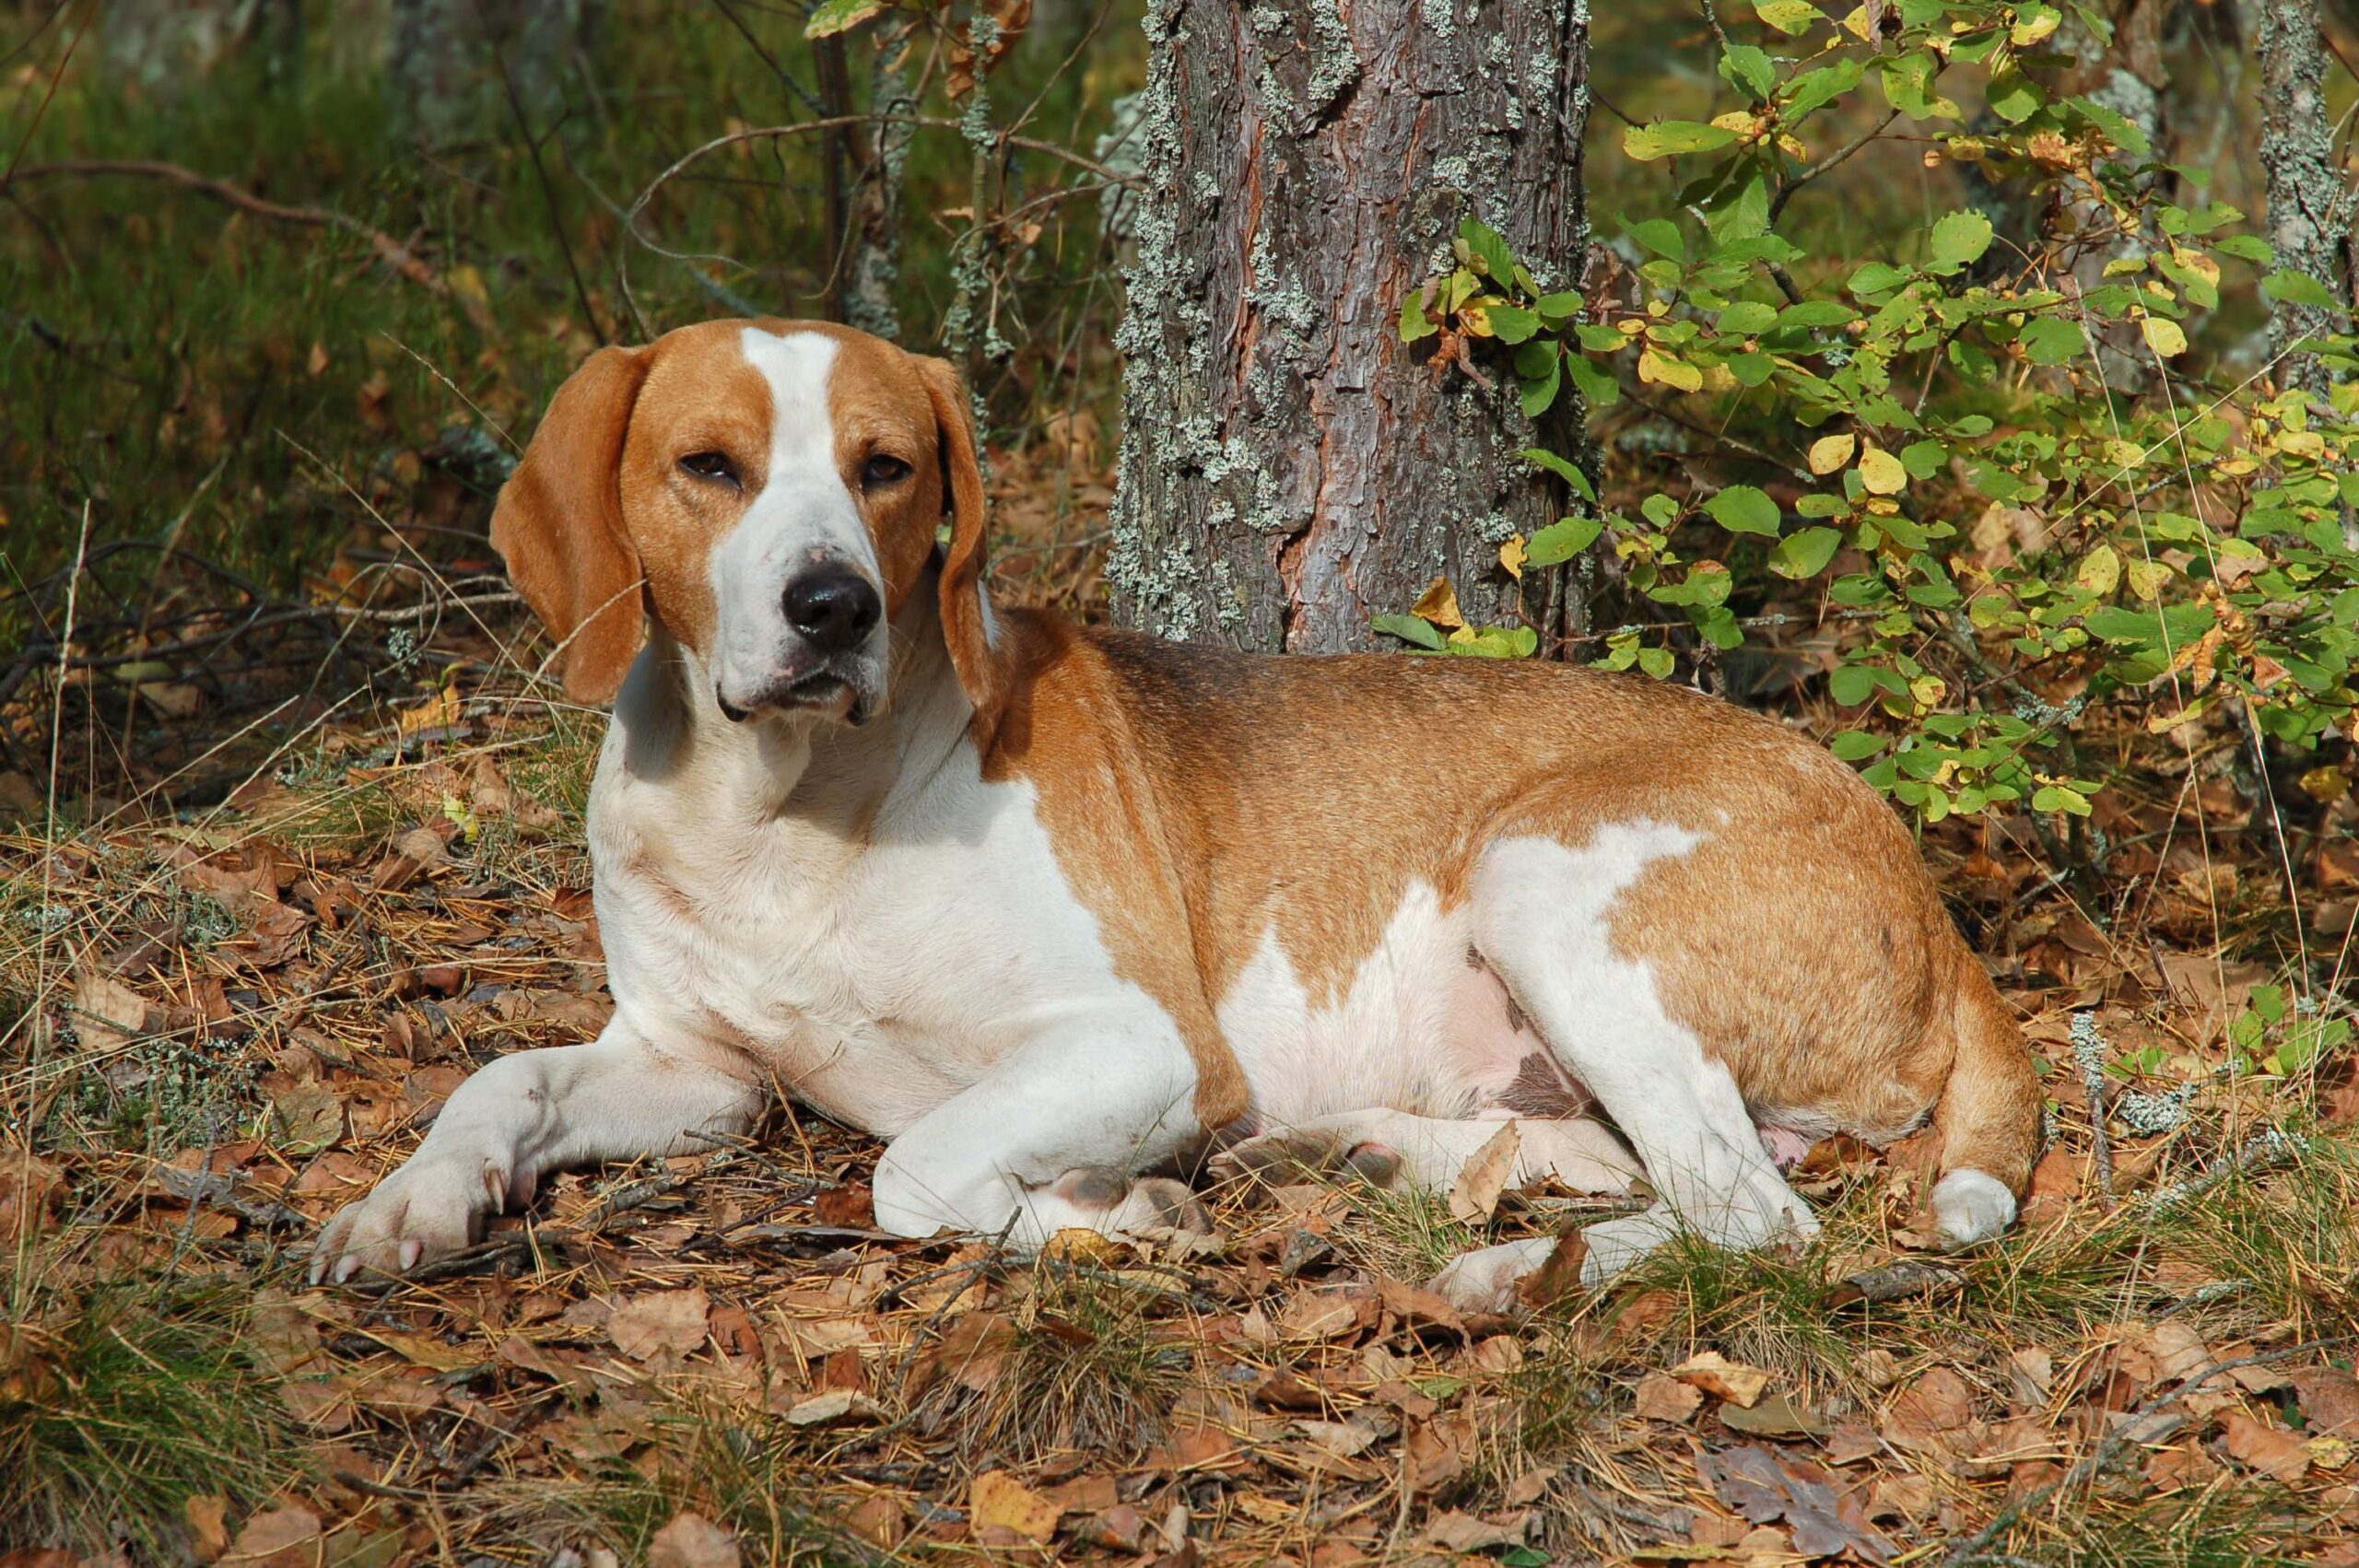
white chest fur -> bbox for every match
[585,646,1191,1140]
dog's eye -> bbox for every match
[862,454,913,488]
[678,451,740,485]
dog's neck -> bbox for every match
[614,563,981,827]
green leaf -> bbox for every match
[2032,784,2092,816]
[1486,303,1542,344]
[1718,300,1779,333]
[1719,44,1776,102]
[1900,439,1948,479]
[1521,446,1599,503]
[1459,217,1516,283]
[1399,291,1437,344]
[1848,261,1909,296]
[1637,645,1676,679]
[1775,300,1856,331]
[806,0,887,36]
[1535,289,1585,326]
[1449,625,1540,659]
[1783,58,1861,120]
[1770,526,1842,579]
[2020,317,2084,365]
[1624,121,1738,161]
[1985,68,2044,123]
[1828,665,1879,706]
[1624,216,1687,263]
[1705,485,1782,536]
[1928,210,1994,274]
[2069,92,2150,157]
[2263,269,2341,310]
[1519,351,1562,417]
[1565,352,1621,410]
[2214,235,2275,265]
[1828,731,1885,760]
[1754,0,1820,34]
[1371,613,1445,650]
[1525,515,1604,565]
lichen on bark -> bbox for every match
[1110,0,1592,654]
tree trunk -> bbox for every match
[389,0,588,147]
[1108,0,1591,654]
[2257,0,2350,402]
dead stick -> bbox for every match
[2,159,489,327]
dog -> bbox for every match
[313,319,2040,1307]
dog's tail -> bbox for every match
[1925,945,2042,1247]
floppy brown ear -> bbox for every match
[914,355,1005,747]
[490,345,651,705]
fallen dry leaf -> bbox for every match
[2220,1409,2310,1480]
[607,1288,711,1361]
[222,1505,323,1566]
[1448,1119,1520,1223]
[1674,1350,1771,1409]
[1634,1371,1705,1422]
[1883,1365,1978,1453]
[971,1469,1063,1544]
[650,1509,741,1568]
[1418,1510,1530,1551]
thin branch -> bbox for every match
[1,159,490,327]
[1769,107,1903,226]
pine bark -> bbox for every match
[1109,0,1592,654]
[2257,0,2351,401]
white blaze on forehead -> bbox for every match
[741,328,839,487]
[708,328,882,695]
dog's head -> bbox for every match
[489,320,998,733]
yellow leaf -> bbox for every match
[2106,439,2147,470]
[2075,544,2121,596]
[1498,535,1527,580]
[2010,9,2059,44]
[1459,303,1495,338]
[970,1472,1062,1544]
[1807,432,1856,475]
[1672,1351,1771,1409]
[2125,557,2169,601]
[397,684,462,736]
[1858,446,1907,495]
[1908,673,1947,708]
[2141,317,2188,357]
[445,264,490,312]
[1637,347,1704,392]
[1412,575,1466,630]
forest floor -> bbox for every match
[6,437,2359,1568]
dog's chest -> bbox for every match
[585,753,1165,1133]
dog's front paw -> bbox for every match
[310,1153,509,1284]
[1044,1166,1215,1237]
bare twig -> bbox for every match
[1,160,491,326]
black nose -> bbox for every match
[781,568,881,654]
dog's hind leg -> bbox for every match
[1466,826,1818,1293]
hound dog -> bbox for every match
[314,320,2040,1307]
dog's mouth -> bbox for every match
[717,666,866,726]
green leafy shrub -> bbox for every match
[1392,0,2358,840]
